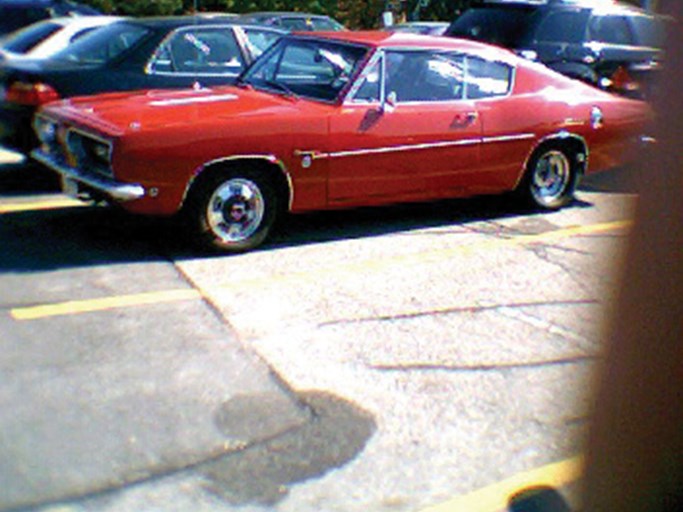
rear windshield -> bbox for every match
[52,21,150,64]
[0,7,50,35]
[448,6,536,47]
[3,20,61,53]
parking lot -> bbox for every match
[0,153,639,512]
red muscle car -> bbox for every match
[32,31,652,252]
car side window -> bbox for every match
[588,15,634,45]
[535,11,588,44]
[463,56,512,99]
[351,51,510,104]
[69,27,98,44]
[149,27,245,75]
[385,51,465,102]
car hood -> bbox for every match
[40,85,307,136]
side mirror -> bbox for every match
[381,91,397,113]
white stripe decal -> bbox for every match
[150,93,238,107]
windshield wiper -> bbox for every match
[234,75,252,90]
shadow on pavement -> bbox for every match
[0,161,61,195]
[0,192,594,273]
[201,390,377,506]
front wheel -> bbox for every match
[188,170,278,253]
[519,146,578,210]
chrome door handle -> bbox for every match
[451,112,478,128]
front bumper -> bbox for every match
[31,147,145,202]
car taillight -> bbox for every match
[6,81,59,106]
[610,67,639,94]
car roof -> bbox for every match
[121,15,278,31]
[291,30,519,59]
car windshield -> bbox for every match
[51,21,150,64]
[2,20,61,53]
[241,37,368,102]
[448,6,536,47]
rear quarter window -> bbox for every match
[465,57,512,99]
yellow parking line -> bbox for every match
[0,197,83,214]
[9,219,632,321]
[11,289,202,321]
[419,455,584,512]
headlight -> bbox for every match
[65,130,113,176]
[82,137,112,167]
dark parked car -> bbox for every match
[0,16,284,154]
[238,12,346,32]
[0,0,100,37]
[446,0,669,98]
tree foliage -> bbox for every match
[72,0,652,29]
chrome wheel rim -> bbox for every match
[206,178,265,243]
[531,150,571,206]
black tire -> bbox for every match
[186,168,278,253]
[517,145,579,210]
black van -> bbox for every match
[446,0,669,98]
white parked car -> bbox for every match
[0,16,123,62]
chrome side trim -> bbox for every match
[309,132,535,160]
[317,138,481,160]
[184,154,295,210]
[482,133,535,144]
[31,148,145,202]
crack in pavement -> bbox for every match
[318,299,599,328]
[526,243,601,299]
[367,353,601,373]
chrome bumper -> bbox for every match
[31,148,145,202]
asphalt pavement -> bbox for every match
[0,149,638,512]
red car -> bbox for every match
[32,31,652,252]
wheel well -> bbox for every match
[182,158,291,214]
[530,136,588,175]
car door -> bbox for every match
[327,49,482,206]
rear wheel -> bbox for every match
[188,169,278,252]
[519,146,578,210]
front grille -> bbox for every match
[34,114,113,179]
[65,130,113,178]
